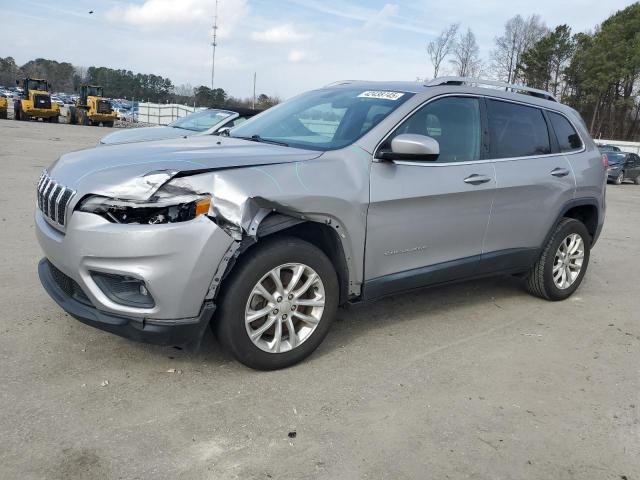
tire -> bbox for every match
[215,237,339,370]
[67,106,77,125]
[49,115,59,123]
[13,109,20,121]
[104,121,114,128]
[525,218,591,301]
[634,175,640,185]
[614,171,624,185]
[0,110,6,120]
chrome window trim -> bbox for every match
[373,93,586,167]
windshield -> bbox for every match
[169,109,234,132]
[230,88,414,151]
[87,86,103,97]
[27,80,48,92]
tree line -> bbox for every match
[0,57,279,110]
[427,3,640,140]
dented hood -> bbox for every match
[49,135,322,199]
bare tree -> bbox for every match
[427,23,460,79]
[491,14,547,83]
[450,28,483,77]
[174,83,194,97]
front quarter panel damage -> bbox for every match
[164,147,371,299]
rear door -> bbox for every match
[624,153,640,181]
[365,96,495,296]
[482,100,577,267]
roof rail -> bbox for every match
[323,80,359,87]
[425,76,558,102]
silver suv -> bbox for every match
[36,77,606,370]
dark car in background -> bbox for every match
[606,152,640,185]
[597,144,621,153]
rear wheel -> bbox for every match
[525,218,590,301]
[215,237,339,370]
[614,171,624,185]
[67,106,77,125]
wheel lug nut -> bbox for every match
[288,294,293,300]
[282,314,287,320]
[277,296,283,302]
[273,309,279,314]
[291,305,296,311]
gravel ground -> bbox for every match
[1,120,639,480]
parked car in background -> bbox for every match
[98,107,261,145]
[597,144,621,153]
[36,77,605,369]
[51,96,65,107]
[606,152,640,185]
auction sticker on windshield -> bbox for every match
[357,91,405,101]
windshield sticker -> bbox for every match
[357,91,405,101]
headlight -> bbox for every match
[77,194,211,224]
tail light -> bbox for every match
[602,154,609,168]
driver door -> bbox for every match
[364,96,495,298]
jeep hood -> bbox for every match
[49,135,322,200]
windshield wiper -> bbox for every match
[233,134,289,147]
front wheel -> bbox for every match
[215,237,339,370]
[525,218,591,301]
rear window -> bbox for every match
[487,100,551,159]
[549,112,582,152]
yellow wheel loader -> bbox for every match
[0,94,7,120]
[67,85,117,127]
[13,78,60,122]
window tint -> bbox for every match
[391,97,481,162]
[549,112,582,152]
[487,100,550,158]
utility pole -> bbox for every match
[211,0,219,90]
[252,72,256,109]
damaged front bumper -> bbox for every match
[39,259,215,346]
[36,208,235,345]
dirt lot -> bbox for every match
[1,120,639,480]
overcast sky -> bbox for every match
[1,0,634,99]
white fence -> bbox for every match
[134,103,205,125]
[596,139,640,154]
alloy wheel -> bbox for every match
[552,233,585,289]
[245,263,325,353]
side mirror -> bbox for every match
[376,133,440,161]
[215,127,231,136]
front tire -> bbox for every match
[525,218,591,301]
[215,237,339,370]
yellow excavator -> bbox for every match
[14,78,60,122]
[68,85,117,127]
[0,93,7,120]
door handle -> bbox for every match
[550,167,570,177]
[463,174,491,185]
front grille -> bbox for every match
[34,94,51,109]
[37,171,76,227]
[97,100,112,114]
[48,260,92,306]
